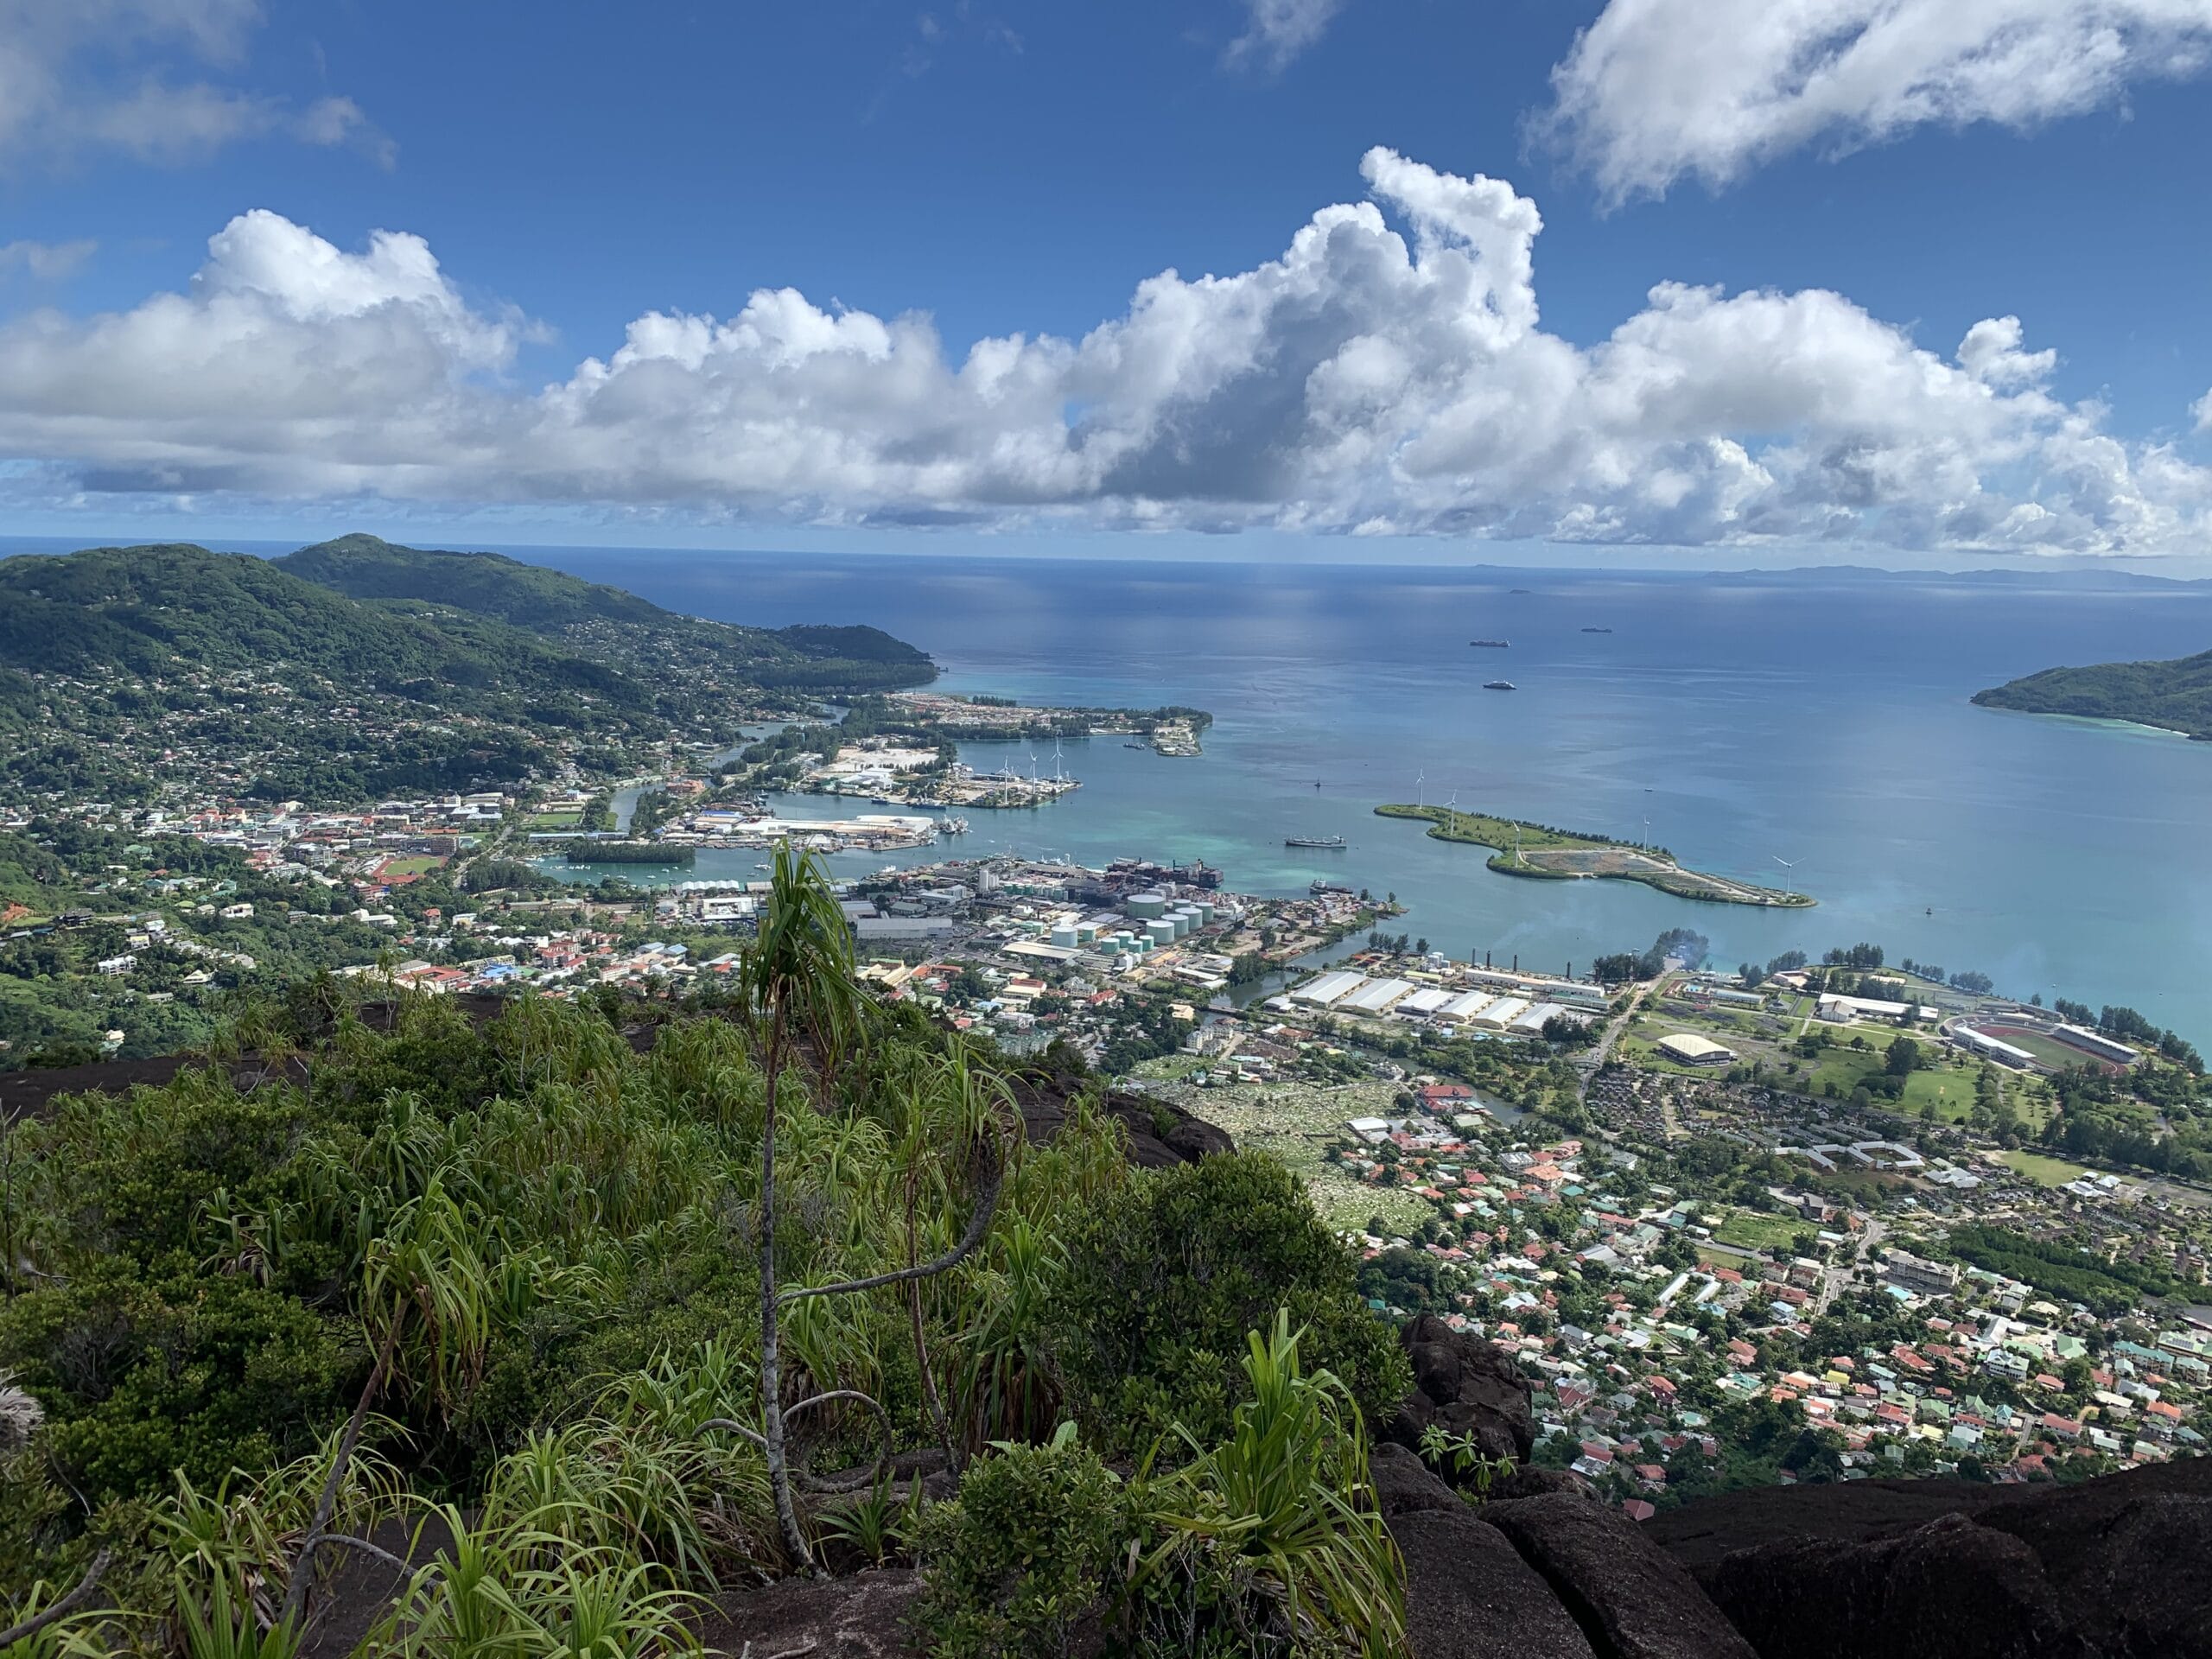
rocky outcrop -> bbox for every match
[1974,1462,2212,1659]
[699,1567,924,1658]
[1007,1048,1232,1167]
[1480,1492,1760,1659]
[1655,1457,2212,1659]
[1385,1313,1537,1470]
[1395,1502,1602,1659]
[1700,1512,2083,1659]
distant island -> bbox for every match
[1973,647,2212,739]
[1375,803,1815,907]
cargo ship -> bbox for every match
[1469,639,1509,648]
[1581,626,1613,633]
[1285,834,1347,849]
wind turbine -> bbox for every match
[1051,734,1065,784]
[1415,768,1427,809]
[1771,854,1797,869]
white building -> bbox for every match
[1440,990,1497,1023]
[1294,970,1368,1007]
[1657,1033,1735,1066]
[1342,977,1414,1014]
[2054,1024,2141,1065]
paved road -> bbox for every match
[1577,980,1653,1093]
[1813,1216,1885,1315]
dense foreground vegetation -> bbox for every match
[0,850,1410,1656]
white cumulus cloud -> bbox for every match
[1541,0,2212,203]
[1,151,2209,556]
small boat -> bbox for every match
[1123,741,1148,749]
[1508,588,1532,594]
[1484,680,1516,691]
[1286,834,1347,849]
[1469,639,1509,648]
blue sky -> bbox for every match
[5,0,2212,569]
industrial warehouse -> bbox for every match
[1280,962,1600,1039]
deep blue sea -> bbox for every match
[9,536,2209,1042]
[522,548,2212,1045]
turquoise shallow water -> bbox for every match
[498,550,2212,1045]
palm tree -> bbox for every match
[739,842,862,1567]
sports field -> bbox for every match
[1997,1148,2087,1187]
[1964,1023,2125,1073]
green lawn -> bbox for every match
[1801,1046,1988,1122]
[526,811,584,830]
[379,855,447,877]
[1713,1211,1810,1252]
[1997,1148,2087,1187]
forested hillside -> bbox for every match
[280,534,936,692]
[1974,648,2212,738]
[0,541,934,803]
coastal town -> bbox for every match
[1121,943,2209,1509]
[5,758,2209,1516]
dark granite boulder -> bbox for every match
[1387,1313,1538,1469]
[1978,1465,2212,1659]
[1373,1440,1463,1517]
[1391,1503,1600,1659]
[1700,1511,2083,1659]
[1647,1475,1998,1574]
[1482,1491,1759,1659]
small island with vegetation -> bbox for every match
[1375,803,1815,907]
[1973,646,2212,739]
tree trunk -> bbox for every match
[907,1171,958,1472]
[759,1005,813,1569]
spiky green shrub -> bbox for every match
[911,1426,1131,1659]
[1046,1154,1410,1455]
[1131,1313,1407,1658]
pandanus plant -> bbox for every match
[735,842,1016,1571]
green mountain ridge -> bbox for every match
[0,537,936,804]
[277,533,934,691]
[1972,648,2212,740]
